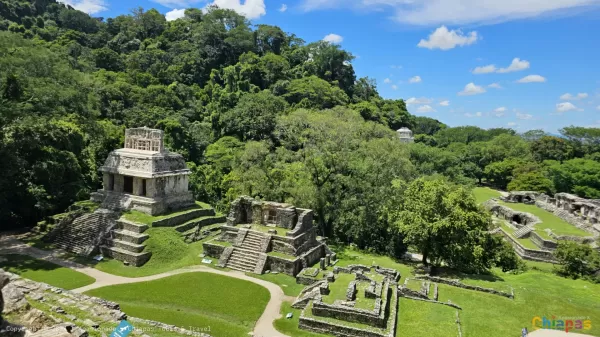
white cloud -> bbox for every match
[488,83,503,89]
[392,85,398,90]
[166,8,186,21]
[560,92,589,100]
[464,112,483,118]
[323,33,343,44]
[209,0,266,19]
[409,76,422,83]
[406,97,433,105]
[556,102,581,113]
[58,0,107,13]
[417,26,478,50]
[417,105,436,113]
[301,0,600,26]
[497,58,530,73]
[458,82,486,96]
[152,0,198,7]
[597,105,600,111]
[507,122,518,127]
[384,78,391,84]
[494,107,507,113]
[279,3,288,11]
[439,100,450,106]
[517,75,546,83]
[472,65,496,74]
[516,112,533,120]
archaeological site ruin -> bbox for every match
[485,191,600,262]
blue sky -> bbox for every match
[62,0,600,133]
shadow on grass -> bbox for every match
[432,266,505,283]
[1,254,63,273]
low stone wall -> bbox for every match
[499,228,557,263]
[152,208,215,227]
[413,275,514,299]
[202,242,226,258]
[483,200,541,227]
[267,255,303,276]
[529,231,557,250]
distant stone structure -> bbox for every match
[292,264,400,337]
[203,196,332,276]
[91,127,195,215]
[397,127,414,143]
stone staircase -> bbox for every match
[225,247,261,272]
[100,219,152,266]
[100,194,131,211]
[513,226,534,238]
[50,209,119,256]
[224,231,266,272]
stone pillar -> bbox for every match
[102,172,111,191]
[320,258,326,270]
[325,254,331,266]
[114,174,124,193]
[146,178,156,197]
[133,177,144,196]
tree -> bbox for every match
[394,177,496,273]
[484,158,524,190]
[560,126,600,157]
[530,136,573,162]
[282,76,349,109]
[413,116,446,136]
[507,171,555,194]
[554,241,600,280]
[220,91,288,141]
[547,159,600,198]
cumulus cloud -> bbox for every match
[384,78,391,84]
[493,107,506,116]
[279,3,288,11]
[497,58,530,73]
[409,76,422,83]
[439,100,450,106]
[210,0,266,19]
[417,26,478,50]
[516,112,533,120]
[417,105,436,113]
[472,65,496,74]
[488,83,503,89]
[560,93,589,100]
[556,102,581,113]
[517,75,547,83]
[464,112,483,118]
[58,0,107,14]
[473,58,529,74]
[300,0,600,26]
[458,82,486,96]
[406,97,433,105]
[392,85,398,90]
[323,33,343,44]
[166,8,186,21]
[507,122,518,127]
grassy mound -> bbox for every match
[473,187,502,204]
[0,254,95,290]
[85,273,270,337]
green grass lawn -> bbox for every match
[248,272,307,297]
[85,273,270,337]
[498,201,590,237]
[267,251,296,260]
[76,228,218,277]
[0,254,95,290]
[473,187,502,204]
[274,246,600,337]
[122,201,210,226]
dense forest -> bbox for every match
[2,0,600,272]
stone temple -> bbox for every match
[397,127,414,143]
[91,127,195,215]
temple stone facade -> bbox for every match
[203,196,332,276]
[91,127,195,215]
[397,127,414,143]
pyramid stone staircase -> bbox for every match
[224,230,268,273]
[513,226,534,239]
[100,219,152,266]
[50,209,119,256]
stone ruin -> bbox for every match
[396,127,414,143]
[291,264,400,337]
[91,127,195,216]
[486,191,600,263]
[45,127,201,267]
[202,196,333,276]
[0,269,210,337]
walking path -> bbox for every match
[0,236,291,337]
